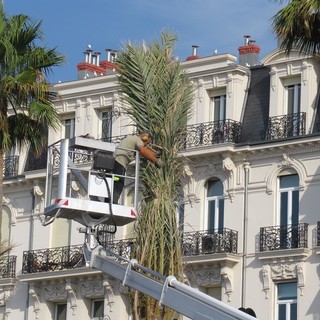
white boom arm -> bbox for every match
[83,234,257,320]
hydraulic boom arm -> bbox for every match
[83,232,257,320]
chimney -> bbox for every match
[238,35,260,67]
[186,45,200,61]
[77,46,106,79]
[106,48,112,61]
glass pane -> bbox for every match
[93,300,104,317]
[218,199,224,232]
[207,180,223,197]
[278,283,297,300]
[208,200,215,232]
[213,96,226,121]
[290,303,297,320]
[287,85,294,115]
[280,175,299,189]
[280,192,288,226]
[56,304,67,320]
[292,190,299,225]
[278,304,286,319]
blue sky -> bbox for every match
[5,0,285,83]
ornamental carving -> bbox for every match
[44,285,67,301]
[80,280,104,297]
[195,268,221,286]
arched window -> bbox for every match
[206,179,224,233]
[278,172,299,249]
[278,173,299,227]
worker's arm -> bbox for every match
[139,146,162,168]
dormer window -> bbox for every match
[211,95,226,122]
[286,84,301,115]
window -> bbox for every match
[278,174,299,249]
[286,84,301,115]
[55,303,67,320]
[64,118,75,139]
[206,179,224,233]
[200,286,221,300]
[286,84,301,136]
[276,282,297,320]
[100,110,113,142]
[211,95,226,122]
[92,300,104,320]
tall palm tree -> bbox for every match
[272,0,320,54]
[117,32,194,320]
[0,10,64,240]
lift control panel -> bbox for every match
[42,136,140,227]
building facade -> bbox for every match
[1,37,320,320]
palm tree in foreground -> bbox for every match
[0,10,64,229]
[272,0,320,54]
[117,32,194,320]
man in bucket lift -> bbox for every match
[113,132,162,204]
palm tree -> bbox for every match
[0,10,64,228]
[0,240,14,257]
[272,0,320,54]
[117,32,194,320]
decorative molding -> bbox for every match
[29,284,40,319]
[221,267,232,302]
[66,281,77,315]
[269,260,305,296]
[197,79,204,102]
[183,193,200,207]
[194,268,221,286]
[262,265,270,299]
[33,186,43,196]
[103,279,115,314]
[270,67,277,91]
[265,154,307,194]
[44,284,67,301]
[80,280,104,297]
[222,157,235,175]
[301,60,309,86]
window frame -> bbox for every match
[210,95,226,122]
[275,282,297,320]
[55,303,67,320]
[64,117,75,139]
[91,299,104,320]
[99,109,113,142]
[205,179,224,233]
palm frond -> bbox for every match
[118,31,194,319]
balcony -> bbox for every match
[3,155,19,178]
[266,112,306,140]
[0,255,16,278]
[21,236,136,274]
[182,120,241,149]
[260,223,308,252]
[317,221,320,247]
[182,229,238,256]
[22,245,84,274]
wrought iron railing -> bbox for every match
[182,229,238,256]
[0,255,16,278]
[260,223,308,252]
[182,120,242,148]
[3,155,19,177]
[266,112,306,140]
[317,221,320,246]
[22,244,84,274]
[51,135,128,167]
[104,238,136,260]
